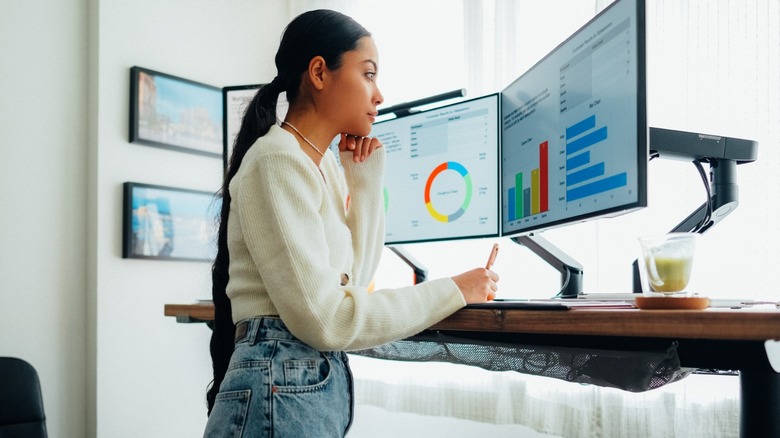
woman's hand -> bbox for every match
[339,133,383,163]
[451,268,500,304]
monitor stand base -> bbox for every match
[388,245,428,284]
[511,234,584,299]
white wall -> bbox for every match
[1,1,89,437]
[92,1,286,437]
[2,0,285,437]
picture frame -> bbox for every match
[130,66,223,157]
[122,182,221,262]
[222,84,290,171]
[223,84,262,171]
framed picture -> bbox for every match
[222,84,290,171]
[223,84,262,171]
[130,66,223,157]
[122,182,221,262]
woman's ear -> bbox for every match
[308,56,327,91]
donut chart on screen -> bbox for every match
[424,161,473,222]
[370,93,499,244]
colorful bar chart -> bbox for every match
[565,115,626,201]
[507,141,548,221]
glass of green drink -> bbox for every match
[638,233,697,296]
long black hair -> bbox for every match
[207,9,371,415]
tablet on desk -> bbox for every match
[465,299,571,310]
[465,298,637,310]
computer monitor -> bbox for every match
[372,93,501,244]
[500,0,647,237]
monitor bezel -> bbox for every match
[499,0,648,238]
[377,92,502,246]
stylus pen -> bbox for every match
[485,243,499,270]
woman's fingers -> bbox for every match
[340,134,383,162]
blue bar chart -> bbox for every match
[565,115,627,202]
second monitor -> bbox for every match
[501,0,648,238]
[371,94,501,245]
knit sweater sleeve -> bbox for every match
[233,147,465,351]
[338,149,385,287]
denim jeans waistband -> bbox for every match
[234,317,294,344]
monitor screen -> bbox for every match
[372,94,501,245]
[500,0,647,237]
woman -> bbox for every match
[205,9,499,437]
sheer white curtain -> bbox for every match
[638,0,780,302]
[282,2,779,437]
[288,0,468,104]
[463,0,597,96]
[587,0,780,299]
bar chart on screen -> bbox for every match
[501,7,639,232]
[564,115,627,203]
[507,140,549,221]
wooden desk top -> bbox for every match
[431,307,780,341]
[165,302,215,322]
[164,302,780,342]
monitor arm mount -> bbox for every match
[513,127,757,298]
[511,234,584,298]
[388,246,428,284]
[381,89,466,285]
[630,127,758,292]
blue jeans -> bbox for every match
[203,317,354,437]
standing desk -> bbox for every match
[164,303,780,437]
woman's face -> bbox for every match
[322,36,384,137]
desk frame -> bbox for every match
[165,304,780,437]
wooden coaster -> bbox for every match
[634,296,710,310]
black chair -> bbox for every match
[0,357,48,438]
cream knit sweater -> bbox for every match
[227,125,466,351]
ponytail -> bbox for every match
[206,80,282,414]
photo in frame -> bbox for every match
[122,182,221,262]
[130,66,223,157]
[222,84,289,171]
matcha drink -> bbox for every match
[648,256,692,293]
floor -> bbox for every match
[348,404,561,438]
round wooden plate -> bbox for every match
[634,296,710,310]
